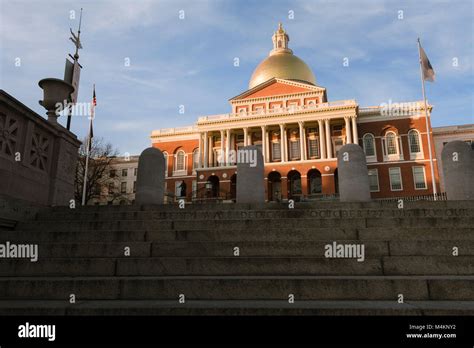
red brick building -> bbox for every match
[151,24,440,202]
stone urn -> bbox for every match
[38,78,75,123]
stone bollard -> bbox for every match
[135,147,165,205]
[441,141,474,200]
[236,145,265,204]
[337,143,371,202]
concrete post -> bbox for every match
[135,147,165,205]
[337,143,371,202]
[441,140,474,200]
[236,145,265,203]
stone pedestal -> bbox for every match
[337,144,371,202]
[441,141,474,200]
[136,147,165,205]
[236,145,264,203]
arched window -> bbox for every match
[192,148,200,171]
[385,131,398,155]
[408,129,421,154]
[363,133,376,157]
[175,150,185,172]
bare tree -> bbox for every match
[74,137,125,205]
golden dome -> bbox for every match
[249,24,316,89]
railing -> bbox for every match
[197,100,357,123]
[375,192,447,203]
[191,187,233,204]
[151,126,198,136]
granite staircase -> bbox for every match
[0,201,473,315]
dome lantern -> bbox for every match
[248,24,316,89]
[271,23,292,55]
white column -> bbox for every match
[298,121,305,161]
[352,116,359,145]
[279,124,285,162]
[318,119,326,159]
[325,119,332,159]
[243,127,248,146]
[261,125,267,163]
[220,130,225,167]
[198,132,203,168]
[344,117,352,144]
[265,128,270,161]
[203,131,209,168]
[208,134,213,167]
[225,129,231,166]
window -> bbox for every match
[174,150,185,172]
[134,168,137,176]
[408,129,422,159]
[308,138,319,158]
[109,169,116,178]
[238,107,246,115]
[389,167,403,191]
[122,169,127,177]
[368,169,379,192]
[333,138,344,157]
[332,125,343,136]
[408,130,421,153]
[386,132,398,155]
[412,166,427,189]
[289,139,300,160]
[133,181,136,193]
[272,141,281,161]
[363,134,376,157]
[121,182,127,193]
[193,149,200,171]
[108,182,115,194]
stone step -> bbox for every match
[3,227,473,243]
[17,216,474,232]
[1,256,472,277]
[44,200,474,214]
[1,299,474,315]
[0,257,382,276]
[383,256,474,275]
[0,258,117,276]
[33,242,152,258]
[0,240,470,259]
[0,230,149,242]
[0,276,472,301]
[359,227,474,240]
[151,240,474,257]
[34,207,474,222]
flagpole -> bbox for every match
[81,84,94,206]
[417,38,438,200]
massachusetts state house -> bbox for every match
[151,24,439,202]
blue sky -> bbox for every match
[1,0,473,155]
